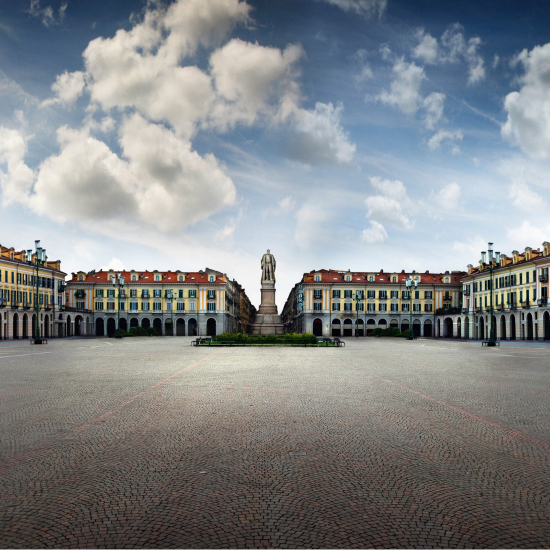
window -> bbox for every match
[76,301,84,309]
[315,275,320,281]
[189,301,196,311]
[177,302,185,311]
[179,276,183,281]
[367,290,375,299]
[346,275,351,281]
[132,275,137,281]
[313,290,322,299]
[344,302,352,311]
[332,290,341,298]
[332,303,340,311]
[130,289,137,298]
[153,289,161,298]
[392,276,396,282]
[107,302,115,310]
[533,270,537,282]
[207,290,216,299]
[155,275,160,281]
[142,290,150,298]
[314,302,322,311]
[369,276,374,282]
[142,302,150,311]
[367,303,375,312]
[207,302,216,311]
[344,290,352,299]
[402,291,409,300]
[402,303,409,312]
[520,273,523,285]
[96,289,104,297]
[379,290,387,299]
[209,276,214,282]
[390,303,398,312]
[107,289,115,298]
[189,290,197,298]
[153,302,162,311]
[526,272,530,284]
[390,290,398,299]
[379,303,387,312]
[120,302,125,311]
[424,291,432,299]
[413,303,421,312]
[178,289,184,298]
[95,301,104,310]
[356,290,364,300]
[424,304,432,312]
[130,302,138,311]
[356,302,364,311]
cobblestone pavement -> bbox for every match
[1,337,549,548]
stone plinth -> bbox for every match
[251,282,285,335]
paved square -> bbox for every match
[1,337,549,548]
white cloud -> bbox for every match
[452,235,487,260]
[294,204,332,249]
[288,102,356,165]
[0,127,35,205]
[365,176,413,230]
[362,220,388,244]
[413,29,438,64]
[317,0,387,18]
[99,258,126,272]
[505,221,550,249]
[42,71,86,107]
[27,0,66,27]
[378,58,425,115]
[440,23,485,84]
[502,43,550,159]
[509,181,545,211]
[433,182,461,209]
[428,129,463,152]
[422,92,446,129]
[263,195,296,218]
[492,54,500,69]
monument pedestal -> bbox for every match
[251,282,285,335]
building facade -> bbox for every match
[0,244,66,339]
[436,243,550,340]
[65,268,254,337]
[282,269,464,337]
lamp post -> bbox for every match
[26,240,46,344]
[353,291,363,337]
[406,275,418,340]
[481,243,500,346]
[112,272,125,338]
[167,289,174,336]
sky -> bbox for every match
[1,0,550,308]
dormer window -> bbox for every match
[315,275,320,282]
[210,276,214,282]
[392,276,396,282]
[132,275,137,281]
[346,275,351,281]
[445,277,449,283]
[78,275,83,281]
[369,276,373,282]
[179,276,183,281]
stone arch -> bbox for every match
[366,318,375,336]
[153,318,163,335]
[389,319,399,328]
[75,315,83,336]
[141,318,151,329]
[66,315,72,337]
[400,319,409,333]
[510,314,516,340]
[96,317,105,336]
[464,316,470,339]
[22,313,28,339]
[165,319,173,336]
[44,314,49,338]
[119,318,128,333]
[413,318,421,337]
[32,313,37,338]
[176,318,185,336]
[424,319,432,337]
[188,318,198,336]
[436,318,441,337]
[456,317,461,338]
[444,318,453,338]
[378,319,387,327]
[312,318,323,336]
[479,317,485,340]
[13,312,19,339]
[107,317,116,337]
[526,312,534,340]
[356,318,364,336]
[130,317,139,328]
[331,318,341,337]
[500,315,506,340]
[343,318,353,337]
[544,311,550,340]
[206,318,216,336]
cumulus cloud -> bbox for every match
[288,102,356,165]
[452,235,488,259]
[362,220,388,244]
[317,0,387,18]
[365,176,413,230]
[422,92,446,129]
[509,181,545,211]
[0,127,35,204]
[263,195,296,218]
[28,0,67,27]
[41,71,86,107]
[378,58,425,115]
[433,182,461,209]
[428,129,463,152]
[99,258,126,271]
[502,43,550,159]
[440,23,485,84]
[505,221,550,250]
[294,204,332,249]
[413,29,438,64]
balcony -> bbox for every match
[475,308,482,314]
[521,301,531,309]
[463,289,470,296]
[508,303,517,310]
[390,310,400,315]
[540,274,548,282]
[461,308,468,314]
[537,298,548,307]
[443,297,452,303]
[413,310,423,315]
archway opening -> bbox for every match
[188,318,198,336]
[544,311,550,340]
[464,317,470,339]
[400,320,409,334]
[479,317,485,340]
[510,314,516,340]
[141,318,151,330]
[66,315,72,337]
[13,313,19,339]
[22,314,28,339]
[456,318,461,338]
[75,315,82,336]
[107,317,116,337]
[500,315,506,340]
[526,313,533,340]
[165,319,173,336]
[424,319,433,337]
[331,319,341,337]
[356,318,364,336]
[413,319,421,337]
[313,318,323,336]
[32,314,36,338]
[366,318,376,336]
[153,318,163,335]
[96,318,105,336]
[44,315,50,338]
[343,318,353,337]
[207,318,216,336]
[130,317,139,329]
[119,318,128,333]
[444,318,453,338]
[378,319,387,327]
[176,318,185,336]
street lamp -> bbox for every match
[167,289,174,336]
[405,275,418,340]
[353,291,363,337]
[481,243,500,346]
[112,272,125,338]
[26,240,46,345]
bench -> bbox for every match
[481,340,500,346]
[30,338,48,344]
[316,337,345,347]
[192,337,212,346]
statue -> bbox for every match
[261,249,276,283]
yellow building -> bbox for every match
[0,243,66,340]
[459,243,550,340]
[65,267,253,337]
[282,269,464,337]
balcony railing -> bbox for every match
[390,310,400,315]
[540,274,548,282]
[443,297,452,303]
[413,310,423,315]
[508,303,517,310]
[521,301,530,309]
[463,289,470,295]
[461,308,468,314]
[537,298,548,306]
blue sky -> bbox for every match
[1,0,550,308]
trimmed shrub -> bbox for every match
[146,327,158,336]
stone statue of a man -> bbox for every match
[261,249,276,283]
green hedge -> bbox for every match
[370,327,412,337]
[213,332,317,345]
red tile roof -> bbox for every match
[302,269,465,285]
[69,270,225,284]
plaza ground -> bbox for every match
[1,337,549,549]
